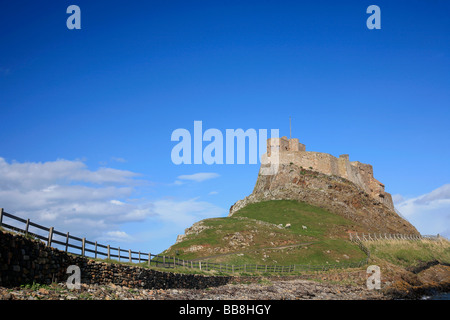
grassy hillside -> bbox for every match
[367,239,450,268]
[163,200,367,266]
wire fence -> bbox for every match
[349,232,443,242]
[1,208,370,273]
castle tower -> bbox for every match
[267,137,305,156]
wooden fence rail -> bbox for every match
[1,208,370,273]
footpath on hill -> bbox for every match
[190,241,316,262]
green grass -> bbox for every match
[367,239,450,267]
[234,200,354,237]
[163,200,366,266]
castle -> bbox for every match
[266,137,395,211]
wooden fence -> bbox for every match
[0,208,370,273]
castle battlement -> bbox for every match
[266,137,394,211]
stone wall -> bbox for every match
[0,230,231,289]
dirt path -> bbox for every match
[190,242,315,261]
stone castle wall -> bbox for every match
[266,137,394,211]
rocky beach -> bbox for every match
[1,262,448,301]
[0,278,386,300]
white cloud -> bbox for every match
[209,191,219,195]
[176,172,220,183]
[395,184,450,238]
[0,157,226,249]
[98,230,134,243]
[392,194,405,204]
[0,157,140,190]
[110,200,125,206]
[0,157,153,239]
[151,198,226,227]
[111,157,127,163]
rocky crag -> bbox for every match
[229,137,419,235]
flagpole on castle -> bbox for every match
[289,116,292,139]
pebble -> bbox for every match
[0,279,386,300]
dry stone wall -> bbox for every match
[0,230,231,289]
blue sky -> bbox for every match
[0,1,449,253]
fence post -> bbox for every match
[163,256,166,267]
[129,249,132,263]
[138,251,141,264]
[0,208,3,227]
[65,232,70,252]
[94,241,98,259]
[107,245,110,259]
[148,253,151,267]
[81,238,86,257]
[199,261,202,270]
[47,227,54,247]
[25,219,30,236]
[118,247,121,262]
